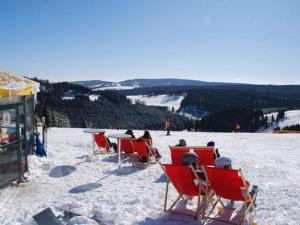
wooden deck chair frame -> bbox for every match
[160,163,210,220]
[201,166,257,225]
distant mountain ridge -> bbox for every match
[74,78,238,90]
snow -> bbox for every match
[62,96,75,100]
[89,95,99,101]
[127,95,185,111]
[267,110,300,129]
[93,83,137,91]
[263,110,300,132]
[1,128,300,225]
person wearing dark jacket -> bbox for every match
[138,130,161,162]
[125,129,135,139]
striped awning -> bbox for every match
[0,72,40,97]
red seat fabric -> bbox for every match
[170,146,215,166]
[162,164,199,196]
[169,147,189,165]
[120,139,134,153]
[94,133,109,150]
[205,167,250,201]
[132,140,149,157]
[193,147,215,166]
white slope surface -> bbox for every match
[263,110,300,132]
[127,95,184,111]
[0,128,300,225]
[93,83,137,91]
[89,95,99,101]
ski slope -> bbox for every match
[263,110,300,132]
[93,83,138,91]
[0,128,300,225]
[267,110,300,128]
[127,95,185,111]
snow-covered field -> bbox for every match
[127,95,184,111]
[1,128,300,225]
[93,83,138,91]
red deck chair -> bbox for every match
[160,163,207,220]
[120,138,134,154]
[132,139,158,166]
[94,133,110,152]
[203,167,257,225]
[192,147,215,166]
[169,146,215,166]
[169,146,189,165]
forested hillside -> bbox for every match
[34,79,193,130]
[33,78,300,132]
[119,84,300,132]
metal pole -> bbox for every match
[92,133,95,154]
[118,138,121,169]
[16,106,22,183]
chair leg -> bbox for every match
[164,181,169,211]
[167,194,183,212]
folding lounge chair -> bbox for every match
[169,146,189,165]
[94,133,110,153]
[192,147,215,166]
[160,163,209,220]
[169,146,215,166]
[120,138,134,154]
[203,167,257,225]
[132,139,158,166]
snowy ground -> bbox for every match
[0,128,300,225]
[127,95,184,111]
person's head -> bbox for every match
[207,141,215,147]
[178,139,187,147]
[181,151,198,169]
[125,129,134,137]
[142,130,151,139]
[214,157,232,169]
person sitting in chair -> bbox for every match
[180,151,207,197]
[175,139,187,147]
[125,129,135,139]
[207,141,221,159]
[138,130,161,162]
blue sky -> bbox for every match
[0,0,299,84]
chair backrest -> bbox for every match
[132,140,149,157]
[120,138,134,153]
[170,146,215,166]
[205,167,249,201]
[192,147,215,166]
[94,133,109,150]
[161,164,199,196]
[169,146,189,165]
